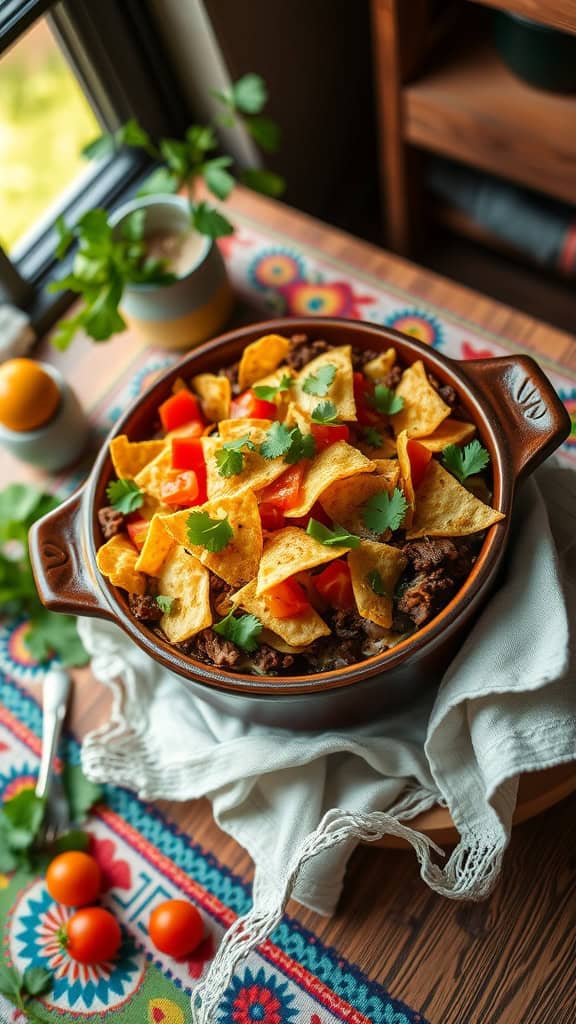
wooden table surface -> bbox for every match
[5,189,575,1024]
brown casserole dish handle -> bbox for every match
[29,488,113,620]
[463,355,571,481]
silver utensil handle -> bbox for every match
[35,668,71,800]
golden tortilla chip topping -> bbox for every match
[348,540,408,628]
[393,360,451,438]
[319,465,399,537]
[395,430,414,530]
[157,548,212,643]
[256,526,351,595]
[232,579,330,646]
[363,347,396,382]
[293,346,357,421]
[109,435,166,479]
[417,419,476,452]
[202,428,288,501]
[134,447,179,503]
[407,460,504,538]
[238,333,291,391]
[192,373,231,423]
[285,440,374,518]
[96,535,146,595]
[134,514,173,576]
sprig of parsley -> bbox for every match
[213,609,263,652]
[215,435,255,477]
[155,595,174,614]
[441,441,490,484]
[311,400,339,424]
[186,510,233,552]
[361,426,383,448]
[259,422,315,463]
[306,518,360,548]
[252,374,293,401]
[0,963,52,1022]
[106,478,144,513]
[301,364,336,397]
[369,385,404,416]
[366,569,390,598]
[362,487,409,534]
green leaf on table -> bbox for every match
[51,829,91,855]
[441,440,490,484]
[215,435,256,477]
[192,202,234,238]
[62,764,103,824]
[137,167,180,197]
[239,168,285,198]
[82,133,116,161]
[203,157,235,201]
[311,400,339,424]
[302,364,336,397]
[306,519,360,548]
[0,963,22,998]
[245,115,281,152]
[232,73,267,114]
[0,484,58,538]
[186,510,233,553]
[106,478,144,513]
[1,788,45,853]
[25,611,89,668]
[213,609,262,652]
[362,487,409,534]
[369,385,404,416]
[22,967,52,998]
[155,595,174,614]
[252,374,293,401]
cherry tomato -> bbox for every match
[46,851,102,908]
[149,899,204,959]
[259,503,286,531]
[160,470,207,507]
[259,463,306,511]
[126,517,149,551]
[229,389,277,421]
[263,578,311,618]
[64,907,122,964]
[406,439,432,489]
[171,437,206,472]
[310,423,350,451]
[313,560,355,610]
[159,390,203,433]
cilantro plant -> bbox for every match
[252,374,293,401]
[186,510,233,552]
[311,401,339,425]
[215,435,256,477]
[52,74,285,349]
[441,441,490,484]
[306,519,360,548]
[106,478,144,513]
[213,609,262,652]
[362,487,409,535]
[301,364,336,397]
[369,385,404,416]
[259,422,315,463]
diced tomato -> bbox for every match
[263,578,311,618]
[313,560,355,611]
[353,372,378,426]
[259,503,286,531]
[310,423,350,451]
[290,501,332,529]
[259,463,306,511]
[407,439,433,489]
[159,390,203,433]
[171,437,205,472]
[160,470,204,507]
[230,389,277,421]
[126,517,149,550]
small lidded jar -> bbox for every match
[0,358,89,471]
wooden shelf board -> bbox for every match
[404,34,576,206]
[469,0,576,36]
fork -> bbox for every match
[35,667,72,846]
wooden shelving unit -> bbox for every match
[371,0,576,258]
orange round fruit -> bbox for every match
[148,899,204,958]
[0,358,60,432]
[46,850,102,907]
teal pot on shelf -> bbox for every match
[494,11,576,93]
[109,195,234,351]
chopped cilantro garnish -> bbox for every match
[361,426,383,448]
[311,400,339,424]
[306,518,360,548]
[366,569,390,598]
[252,374,293,401]
[301,363,336,397]
[186,510,233,552]
[213,608,263,652]
[259,422,315,463]
[215,434,255,477]
[106,478,144,513]
[369,384,404,416]
[362,487,409,534]
[155,595,174,614]
[441,440,490,484]
[284,428,315,464]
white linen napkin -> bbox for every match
[79,461,576,1024]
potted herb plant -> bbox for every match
[51,74,284,352]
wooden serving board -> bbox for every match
[374,763,576,849]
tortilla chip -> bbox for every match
[393,360,451,438]
[96,535,146,595]
[238,333,291,391]
[406,460,505,538]
[284,402,312,434]
[363,348,396,382]
[160,489,262,587]
[109,435,166,479]
[395,430,414,530]
[319,468,398,536]
[373,459,401,485]
[348,540,407,628]
[157,547,212,643]
[202,431,287,500]
[134,447,181,502]
[217,418,274,441]
[256,526,350,595]
[165,422,206,441]
[285,441,374,519]
[293,346,357,421]
[232,579,330,646]
[259,629,309,654]
[417,419,476,452]
[134,514,174,576]
[192,373,231,423]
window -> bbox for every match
[0,0,189,330]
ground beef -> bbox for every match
[129,594,163,622]
[330,608,368,640]
[251,644,294,674]
[396,569,456,627]
[98,506,124,539]
[395,538,476,628]
[285,335,330,371]
[402,538,474,577]
[189,628,242,668]
[383,364,403,390]
[220,362,240,395]
[209,573,234,613]
[352,347,380,370]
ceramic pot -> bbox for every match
[110,195,234,351]
[29,317,570,730]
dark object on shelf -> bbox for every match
[427,159,576,275]
[494,12,576,93]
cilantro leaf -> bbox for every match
[0,964,22,999]
[203,156,235,201]
[367,569,390,598]
[252,374,293,401]
[302,364,336,397]
[369,385,404,416]
[259,423,315,463]
[192,201,234,238]
[284,428,315,464]
[106,478,144,513]
[213,609,263,652]
[155,595,174,614]
[215,435,256,477]
[22,967,53,998]
[25,611,89,668]
[362,487,409,534]
[187,510,233,552]
[311,400,338,424]
[306,519,360,548]
[232,73,268,114]
[361,426,383,448]
[62,763,103,823]
[441,441,490,484]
